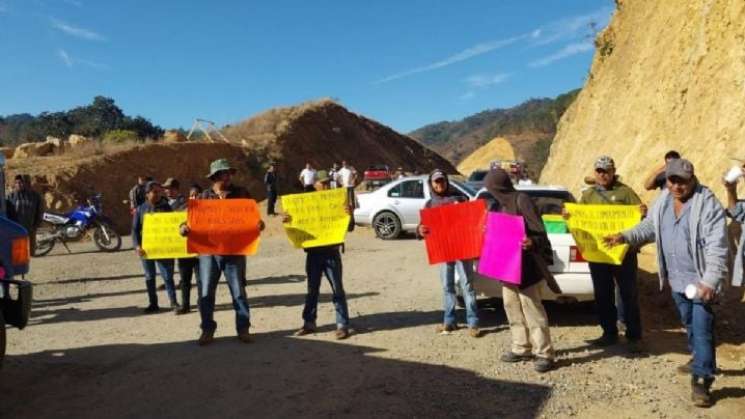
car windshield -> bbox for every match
[451,180,476,197]
[477,189,575,215]
[467,171,488,182]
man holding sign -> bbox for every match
[573,156,645,351]
[283,170,353,340]
[181,159,264,346]
[132,181,179,313]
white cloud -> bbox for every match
[465,73,509,88]
[51,18,106,41]
[375,34,528,84]
[459,91,476,101]
[529,40,594,67]
[57,49,73,67]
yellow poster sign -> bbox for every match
[564,204,642,265]
[280,188,350,249]
[142,212,195,259]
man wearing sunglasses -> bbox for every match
[578,156,645,353]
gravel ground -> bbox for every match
[1,218,744,418]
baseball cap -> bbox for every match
[162,177,179,189]
[431,169,447,182]
[666,158,694,180]
[594,156,616,171]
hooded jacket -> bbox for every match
[484,168,561,293]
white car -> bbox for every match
[354,175,476,239]
[457,185,594,302]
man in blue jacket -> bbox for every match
[605,159,727,408]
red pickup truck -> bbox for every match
[363,165,392,191]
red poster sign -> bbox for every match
[187,199,261,255]
[420,199,487,264]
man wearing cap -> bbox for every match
[643,150,681,191]
[132,181,179,313]
[182,158,264,345]
[164,178,200,315]
[284,170,353,340]
[576,156,645,352]
[605,159,727,407]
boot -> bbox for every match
[691,376,713,408]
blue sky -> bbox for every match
[0,0,614,132]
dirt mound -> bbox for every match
[456,134,552,179]
[540,0,745,201]
[5,100,454,233]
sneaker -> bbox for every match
[435,324,457,335]
[335,328,350,340]
[500,351,534,363]
[468,327,482,338]
[586,335,619,347]
[170,302,182,312]
[677,358,694,375]
[691,377,713,408]
[198,330,215,346]
[294,323,316,336]
[175,306,190,316]
[143,305,160,314]
[534,357,555,373]
[237,329,252,343]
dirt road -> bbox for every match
[2,219,744,418]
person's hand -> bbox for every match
[179,223,190,237]
[697,282,716,302]
[282,214,292,223]
[417,224,430,237]
[603,233,625,248]
[136,246,146,257]
[521,237,533,250]
[344,205,353,215]
[639,204,648,218]
[258,220,265,231]
[724,178,738,190]
[561,207,570,220]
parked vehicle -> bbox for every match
[1,154,33,367]
[457,185,594,302]
[465,169,488,191]
[363,164,392,191]
[465,160,530,191]
[35,194,122,256]
[354,175,476,239]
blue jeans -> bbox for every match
[198,255,251,333]
[441,259,478,328]
[141,259,177,307]
[303,249,349,327]
[588,252,642,340]
[671,292,717,379]
[178,258,201,310]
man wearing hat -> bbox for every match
[182,158,264,345]
[576,156,645,352]
[605,159,728,407]
[132,181,179,313]
[285,170,353,340]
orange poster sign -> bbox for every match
[186,199,261,255]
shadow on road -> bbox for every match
[0,328,553,418]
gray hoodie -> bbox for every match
[726,201,745,286]
[622,184,728,291]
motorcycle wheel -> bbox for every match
[93,223,122,252]
[34,229,56,257]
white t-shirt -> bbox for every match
[300,168,316,186]
[338,167,353,187]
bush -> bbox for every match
[102,129,140,143]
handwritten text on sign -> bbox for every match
[564,203,641,265]
[280,188,350,248]
[420,199,487,265]
[187,199,261,255]
[142,212,195,259]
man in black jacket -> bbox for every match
[7,175,43,256]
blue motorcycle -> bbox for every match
[35,194,122,256]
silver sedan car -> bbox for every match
[353,175,476,239]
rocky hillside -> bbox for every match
[540,0,745,201]
[6,100,455,232]
[410,90,579,167]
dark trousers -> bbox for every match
[141,259,177,308]
[303,185,315,192]
[303,249,349,327]
[672,292,716,378]
[198,255,250,333]
[178,258,201,310]
[267,189,277,215]
[588,252,642,340]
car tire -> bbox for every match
[373,211,402,240]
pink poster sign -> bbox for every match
[477,212,524,285]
